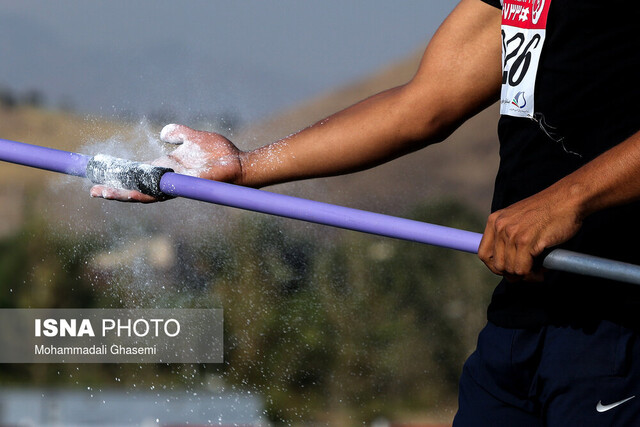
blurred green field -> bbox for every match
[0,193,495,424]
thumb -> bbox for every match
[160,123,199,145]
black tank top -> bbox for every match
[480,0,640,328]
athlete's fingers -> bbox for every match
[503,225,549,281]
[492,229,508,275]
[506,245,534,282]
[160,123,199,145]
[90,185,157,203]
[479,214,504,276]
[478,222,494,269]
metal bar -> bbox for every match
[542,250,640,285]
[3,138,640,285]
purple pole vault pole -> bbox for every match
[0,138,89,177]
[3,138,640,285]
[159,173,482,253]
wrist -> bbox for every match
[550,178,593,222]
[235,149,274,188]
[236,150,253,187]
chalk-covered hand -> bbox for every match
[90,124,244,203]
[478,185,584,282]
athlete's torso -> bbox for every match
[481,0,640,328]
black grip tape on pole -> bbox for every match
[86,154,174,198]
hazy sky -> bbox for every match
[0,1,459,124]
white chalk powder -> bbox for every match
[160,124,183,144]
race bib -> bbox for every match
[500,0,552,118]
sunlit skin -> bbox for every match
[90,0,640,282]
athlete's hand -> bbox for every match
[478,186,585,282]
[90,124,244,203]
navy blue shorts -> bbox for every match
[453,320,640,426]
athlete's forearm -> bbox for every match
[238,84,449,188]
[559,129,640,219]
[236,0,502,188]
